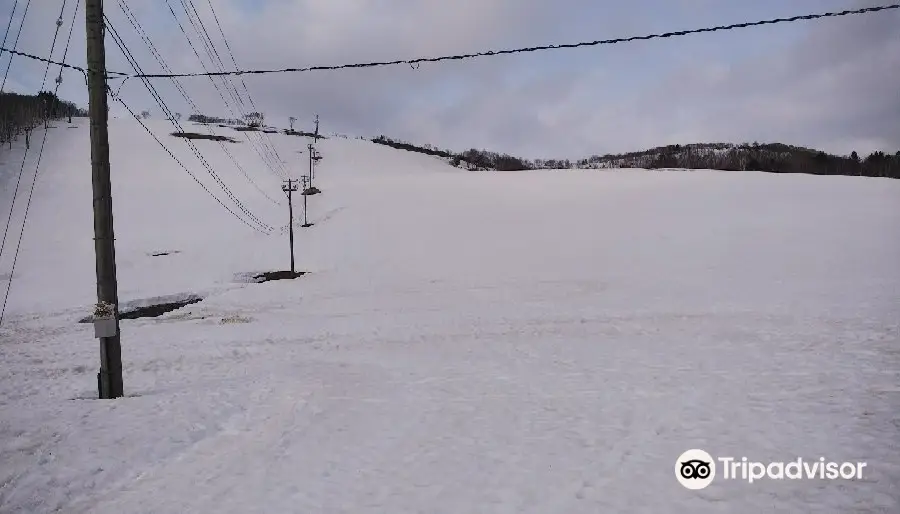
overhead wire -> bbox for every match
[121,4,900,79]
[191,0,291,174]
[114,0,282,204]
[0,0,76,326]
[0,0,20,60]
[164,0,289,178]
[113,94,267,233]
[179,0,287,170]
[201,0,294,174]
[105,15,273,231]
[0,0,31,92]
[170,0,290,181]
[1,0,69,262]
[103,15,274,232]
[2,5,897,80]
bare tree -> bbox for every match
[244,112,264,127]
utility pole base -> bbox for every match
[98,370,111,399]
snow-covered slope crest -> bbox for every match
[0,116,899,513]
[0,118,463,318]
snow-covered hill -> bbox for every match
[1,118,899,513]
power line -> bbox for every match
[39,0,69,91]
[114,3,900,79]
[107,23,274,234]
[162,0,289,178]
[114,0,282,204]
[0,0,76,326]
[3,4,897,80]
[1,0,71,262]
[183,0,227,75]
[55,0,79,85]
[0,46,95,76]
[105,21,274,233]
[0,0,31,91]
[182,0,291,179]
[0,0,20,59]
[204,0,270,125]
[204,0,250,108]
[192,0,295,181]
[113,93,269,233]
[204,0,249,103]
[104,16,273,232]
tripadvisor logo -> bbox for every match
[676,449,715,490]
[675,449,867,489]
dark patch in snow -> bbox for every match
[284,129,327,139]
[232,270,306,283]
[252,271,307,283]
[77,293,204,323]
[301,223,314,228]
[233,126,259,132]
[171,132,238,143]
[149,250,181,257]
[302,186,321,196]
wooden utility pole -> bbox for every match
[301,175,309,226]
[313,114,319,141]
[86,0,124,399]
[282,179,298,273]
[307,143,314,186]
[312,148,322,182]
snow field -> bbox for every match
[0,118,899,512]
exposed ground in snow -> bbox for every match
[1,118,899,513]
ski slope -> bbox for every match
[1,118,899,513]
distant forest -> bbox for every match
[372,136,900,179]
[0,91,87,148]
[4,95,895,180]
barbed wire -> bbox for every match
[0,4,897,80]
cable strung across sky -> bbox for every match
[1,4,898,80]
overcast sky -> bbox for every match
[3,0,898,159]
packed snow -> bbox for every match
[1,117,899,513]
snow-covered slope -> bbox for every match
[1,118,899,513]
